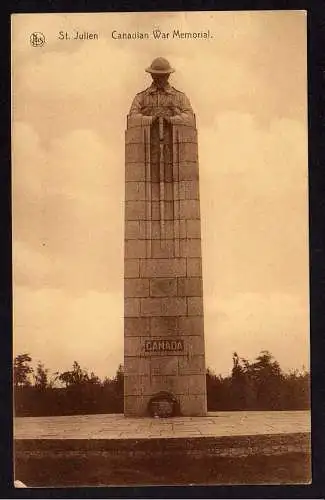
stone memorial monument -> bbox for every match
[124,57,207,417]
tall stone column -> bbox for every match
[124,113,207,417]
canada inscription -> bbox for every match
[144,339,184,353]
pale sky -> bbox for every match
[12,11,309,379]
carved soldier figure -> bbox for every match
[129,57,195,126]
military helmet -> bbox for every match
[145,57,175,74]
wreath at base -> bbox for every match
[147,391,180,418]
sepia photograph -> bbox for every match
[12,11,310,487]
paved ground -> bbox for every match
[15,410,310,440]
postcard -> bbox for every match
[12,11,310,487]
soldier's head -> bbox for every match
[145,57,175,89]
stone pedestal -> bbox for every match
[124,116,207,417]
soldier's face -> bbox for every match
[152,73,170,88]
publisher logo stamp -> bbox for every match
[30,32,46,47]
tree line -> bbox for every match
[14,351,310,417]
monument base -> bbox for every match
[15,433,311,487]
[14,411,311,487]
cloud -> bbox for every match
[19,40,132,99]
[199,112,307,184]
[198,111,309,300]
[13,122,124,292]
[14,286,123,378]
[204,292,309,375]
[13,241,56,289]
